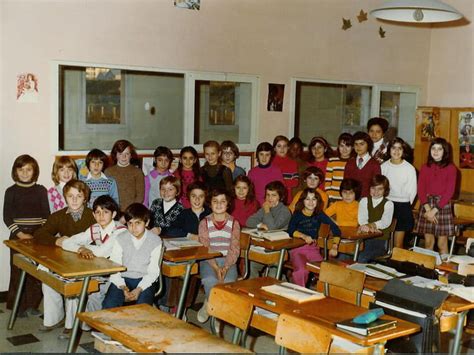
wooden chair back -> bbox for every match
[239,232,251,280]
[386,218,397,256]
[275,313,332,353]
[208,287,253,331]
[391,247,436,269]
[453,202,474,220]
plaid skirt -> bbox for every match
[414,195,454,237]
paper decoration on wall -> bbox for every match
[267,84,285,112]
[342,18,352,30]
[379,27,386,38]
[17,73,39,103]
[174,0,200,10]
[459,111,473,169]
[357,10,368,23]
[419,109,440,141]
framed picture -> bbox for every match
[458,111,473,169]
[267,83,284,112]
[418,109,440,141]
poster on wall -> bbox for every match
[418,109,440,141]
[267,83,284,112]
[16,73,39,103]
[174,0,200,10]
[459,111,473,169]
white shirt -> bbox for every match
[358,197,394,230]
[357,152,371,169]
[381,160,417,204]
[372,139,386,156]
[85,171,108,180]
[163,199,176,214]
[109,229,162,291]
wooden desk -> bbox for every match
[77,304,251,353]
[248,236,305,280]
[4,240,126,353]
[163,246,221,320]
[218,277,419,352]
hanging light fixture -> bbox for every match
[370,0,463,23]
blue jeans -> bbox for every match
[200,257,237,298]
[357,239,387,263]
[102,277,156,309]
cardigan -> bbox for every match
[150,198,184,237]
[175,206,212,237]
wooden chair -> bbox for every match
[239,232,251,280]
[390,247,436,269]
[207,286,254,345]
[451,201,474,256]
[275,313,332,354]
[155,244,166,297]
[317,261,366,306]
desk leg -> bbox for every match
[276,249,286,280]
[323,237,328,261]
[449,235,457,258]
[451,310,467,355]
[176,262,193,320]
[66,275,90,353]
[7,269,26,330]
[353,241,361,262]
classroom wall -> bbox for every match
[0,0,449,292]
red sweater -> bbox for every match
[231,198,259,228]
[344,157,381,198]
[272,155,299,201]
[418,163,457,208]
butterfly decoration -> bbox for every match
[342,18,352,30]
[379,26,386,38]
[357,10,368,23]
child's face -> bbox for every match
[354,140,368,156]
[235,181,249,200]
[303,192,318,212]
[370,184,385,199]
[93,206,116,228]
[160,182,178,202]
[65,187,86,212]
[265,189,280,207]
[311,143,326,161]
[58,165,75,183]
[221,148,236,165]
[390,142,404,162]
[368,124,384,143]
[274,140,288,158]
[204,146,220,165]
[189,188,205,210]
[181,151,196,170]
[155,155,171,172]
[89,159,104,178]
[211,194,228,214]
[430,144,444,162]
[117,147,131,166]
[17,164,34,183]
[257,151,272,166]
[338,141,353,159]
[127,218,148,239]
[288,143,302,160]
[341,190,356,204]
[305,174,320,189]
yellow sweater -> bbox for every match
[324,200,359,244]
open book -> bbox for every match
[261,282,325,303]
[244,228,290,241]
[348,263,405,280]
[163,238,202,250]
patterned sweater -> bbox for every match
[82,173,120,208]
[150,198,184,237]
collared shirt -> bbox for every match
[86,172,108,180]
[358,196,394,230]
[357,153,371,170]
[66,205,85,222]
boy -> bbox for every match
[200,140,233,192]
[103,203,162,308]
[82,149,119,208]
[144,146,174,208]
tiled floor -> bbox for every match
[1,291,473,353]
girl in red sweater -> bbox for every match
[231,175,259,227]
[272,135,299,201]
[174,146,201,209]
[307,136,332,190]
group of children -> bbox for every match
[4,116,459,334]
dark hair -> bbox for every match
[370,174,390,197]
[294,188,323,216]
[308,136,332,162]
[289,137,304,148]
[337,133,355,159]
[220,140,240,159]
[339,178,362,200]
[11,154,40,183]
[159,175,181,196]
[367,117,389,134]
[177,146,201,180]
[92,195,120,218]
[272,135,289,148]
[186,181,207,200]
[63,179,91,204]
[124,203,150,223]
[353,131,374,155]
[153,146,173,168]
[256,142,274,164]
[233,175,257,206]
[427,137,452,168]
[302,166,324,184]
[110,140,138,164]
[265,180,287,204]
[86,149,109,170]
[386,137,413,163]
[208,187,233,213]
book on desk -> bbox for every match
[336,318,397,336]
[261,282,325,303]
[244,228,290,241]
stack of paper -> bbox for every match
[402,276,444,289]
[261,282,325,303]
[348,263,405,280]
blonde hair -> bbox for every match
[51,156,78,185]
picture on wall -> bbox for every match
[17,73,39,103]
[267,83,284,112]
[459,111,473,169]
[419,109,440,141]
[174,0,200,10]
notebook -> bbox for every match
[245,228,290,241]
[336,318,397,336]
[261,282,325,303]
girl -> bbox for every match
[105,139,144,211]
[289,188,340,287]
[414,138,457,254]
[200,140,233,193]
[357,175,394,263]
[289,166,328,213]
[381,137,417,249]
[144,146,174,208]
[220,140,246,181]
[232,175,259,228]
[344,131,381,198]
[325,133,354,204]
[307,136,332,190]
[288,137,308,197]
[174,146,201,209]
[48,156,77,212]
[197,188,240,323]
[367,117,390,164]
[4,155,50,317]
[272,135,299,201]
[248,142,284,205]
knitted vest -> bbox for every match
[368,197,390,240]
[117,231,162,279]
[206,215,234,256]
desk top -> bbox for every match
[249,236,305,251]
[337,226,383,240]
[164,246,221,263]
[77,304,251,353]
[219,277,419,346]
[4,240,125,278]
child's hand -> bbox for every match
[302,235,313,244]
[151,227,161,236]
[329,245,338,257]
[188,233,199,241]
[262,201,272,213]
[359,225,370,233]
[55,236,69,247]
[217,266,228,282]
[259,223,269,231]
[128,288,142,301]
[17,232,33,240]
[78,247,95,259]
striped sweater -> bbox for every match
[325,157,349,203]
